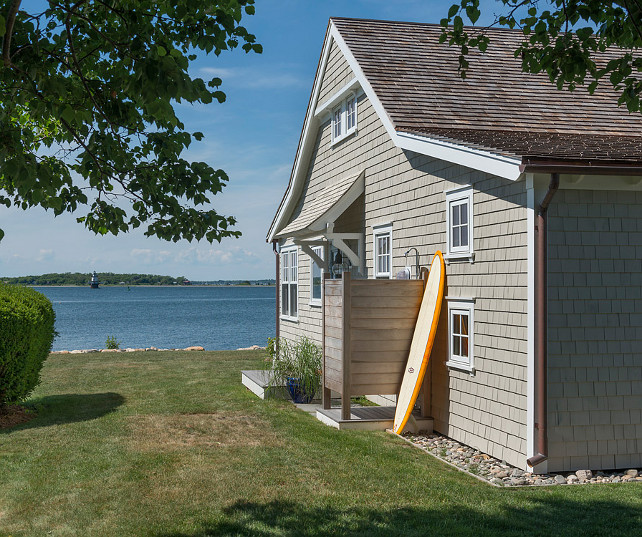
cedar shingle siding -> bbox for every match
[272,17,642,472]
[547,190,642,472]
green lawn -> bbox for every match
[1,350,640,537]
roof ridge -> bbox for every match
[330,16,530,35]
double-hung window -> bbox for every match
[446,300,474,372]
[281,247,298,320]
[445,187,474,262]
[331,94,357,145]
[309,245,323,307]
[373,225,392,279]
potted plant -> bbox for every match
[267,336,322,403]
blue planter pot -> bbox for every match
[287,377,315,404]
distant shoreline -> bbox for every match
[27,284,276,288]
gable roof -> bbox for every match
[267,18,642,242]
[332,17,642,164]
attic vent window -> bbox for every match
[331,94,357,145]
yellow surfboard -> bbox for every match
[393,251,445,434]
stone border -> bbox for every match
[51,346,206,354]
[50,345,266,355]
[401,432,642,487]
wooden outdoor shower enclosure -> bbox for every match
[321,272,430,419]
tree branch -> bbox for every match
[3,0,22,67]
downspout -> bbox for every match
[527,173,559,468]
[272,240,280,350]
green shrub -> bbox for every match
[0,284,55,407]
[267,336,322,396]
[105,336,120,349]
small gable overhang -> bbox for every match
[275,170,364,239]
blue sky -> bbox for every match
[0,1,505,280]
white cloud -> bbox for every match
[198,66,308,89]
[36,249,54,262]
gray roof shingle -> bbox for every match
[332,17,642,164]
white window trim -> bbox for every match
[373,224,393,279]
[445,187,474,263]
[446,299,475,373]
[331,93,358,145]
[280,245,298,322]
[309,245,323,307]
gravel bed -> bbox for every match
[404,432,642,487]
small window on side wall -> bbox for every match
[281,247,298,320]
[445,187,474,262]
[331,94,357,145]
[446,300,474,373]
[310,245,323,307]
[332,106,342,140]
[373,225,392,279]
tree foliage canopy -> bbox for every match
[440,0,642,112]
[0,0,261,242]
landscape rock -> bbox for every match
[403,432,642,488]
[576,469,593,482]
[184,346,204,351]
[101,348,121,353]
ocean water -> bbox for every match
[34,286,276,351]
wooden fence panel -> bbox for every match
[322,275,424,406]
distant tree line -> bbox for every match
[1,273,188,286]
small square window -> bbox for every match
[446,300,474,372]
[445,188,474,262]
[373,225,392,279]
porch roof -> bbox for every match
[275,170,364,238]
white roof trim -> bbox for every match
[396,132,523,181]
[267,20,524,242]
[330,23,523,181]
[314,78,361,117]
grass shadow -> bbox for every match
[157,495,642,537]
[0,392,125,433]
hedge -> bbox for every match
[0,284,55,406]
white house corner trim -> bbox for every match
[525,175,547,473]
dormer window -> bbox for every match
[331,94,357,145]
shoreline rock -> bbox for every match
[50,345,264,354]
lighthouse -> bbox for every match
[90,271,100,289]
